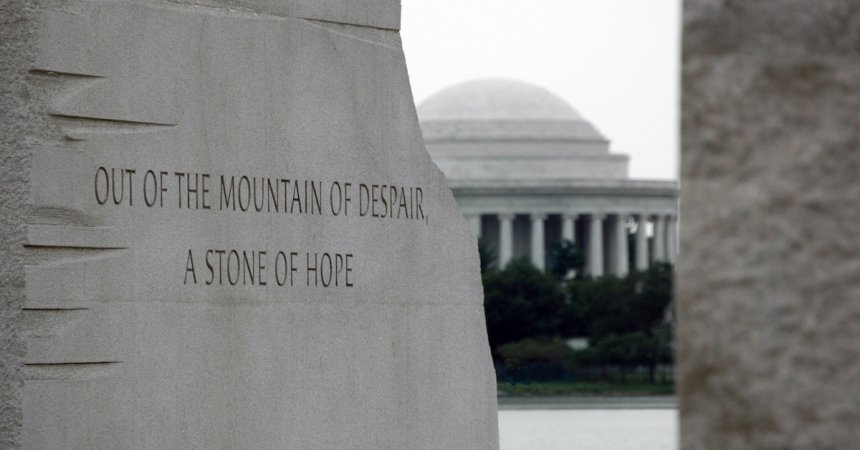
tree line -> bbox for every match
[480,239,674,384]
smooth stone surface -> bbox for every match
[227,0,401,30]
[680,1,860,448]
[0,1,497,448]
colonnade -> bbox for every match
[466,212,677,277]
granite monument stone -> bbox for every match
[0,1,499,448]
[680,1,860,448]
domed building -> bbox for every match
[417,79,679,276]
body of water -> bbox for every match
[498,403,677,450]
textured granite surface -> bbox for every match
[1,1,37,446]
[679,1,860,448]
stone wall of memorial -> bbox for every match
[679,0,860,448]
[0,1,499,448]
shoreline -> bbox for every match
[497,395,677,410]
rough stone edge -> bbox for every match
[166,0,402,30]
[277,0,401,31]
[0,0,36,447]
[392,25,500,447]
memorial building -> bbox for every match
[418,79,679,276]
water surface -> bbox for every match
[499,409,677,450]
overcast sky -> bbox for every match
[400,0,680,181]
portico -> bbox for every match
[457,182,678,276]
[418,78,679,276]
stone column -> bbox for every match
[562,214,577,243]
[613,214,629,276]
[530,214,546,271]
[498,213,514,268]
[465,214,481,240]
[635,214,649,271]
[653,214,666,262]
[588,213,604,277]
[666,215,677,264]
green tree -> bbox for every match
[632,262,674,326]
[481,252,674,383]
[651,323,674,382]
[560,263,673,381]
[564,275,637,338]
[477,237,497,273]
[496,338,576,381]
[563,263,673,340]
[483,259,565,355]
[546,240,585,280]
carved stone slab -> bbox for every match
[0,1,498,448]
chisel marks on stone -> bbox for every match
[22,361,122,381]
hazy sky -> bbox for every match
[400,0,680,181]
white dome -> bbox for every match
[417,78,605,143]
[418,78,583,121]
